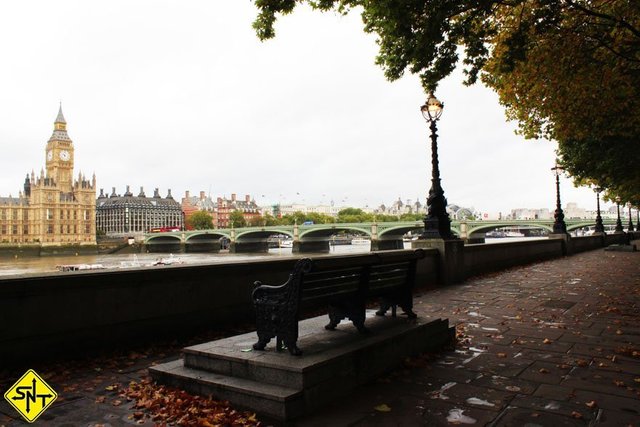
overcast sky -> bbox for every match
[0,1,605,214]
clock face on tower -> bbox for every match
[47,150,53,161]
[59,150,70,161]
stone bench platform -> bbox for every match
[150,310,454,421]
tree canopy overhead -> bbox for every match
[253,0,640,202]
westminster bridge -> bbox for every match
[142,219,619,253]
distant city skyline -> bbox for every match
[0,1,610,214]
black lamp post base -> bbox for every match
[614,219,624,233]
[420,216,454,240]
[594,219,605,234]
[412,238,464,285]
[549,233,572,256]
[418,219,456,240]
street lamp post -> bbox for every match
[594,187,605,233]
[420,92,453,240]
[614,196,623,232]
[627,202,634,232]
[551,162,567,234]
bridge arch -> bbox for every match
[146,235,182,244]
[235,229,293,241]
[298,224,371,240]
[378,223,425,239]
[565,221,597,232]
[145,234,182,253]
[184,231,230,242]
[467,222,554,235]
[378,222,461,239]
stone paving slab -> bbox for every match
[0,245,638,426]
[296,245,640,426]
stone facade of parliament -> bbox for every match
[0,107,96,246]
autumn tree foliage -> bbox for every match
[253,0,640,201]
[229,210,247,228]
[187,211,214,230]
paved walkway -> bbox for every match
[1,244,639,426]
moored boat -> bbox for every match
[351,237,371,245]
[279,239,294,248]
[56,264,106,272]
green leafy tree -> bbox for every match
[399,213,423,221]
[337,207,375,223]
[262,213,281,226]
[376,214,401,222]
[247,215,266,226]
[187,211,213,230]
[253,0,640,200]
[279,211,306,225]
[229,210,247,228]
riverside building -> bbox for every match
[96,186,183,237]
[0,106,96,246]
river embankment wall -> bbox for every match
[0,233,633,364]
[0,244,100,258]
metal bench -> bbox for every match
[251,249,425,355]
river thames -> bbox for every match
[0,237,545,278]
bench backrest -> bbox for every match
[298,249,424,308]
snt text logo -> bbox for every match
[4,369,57,423]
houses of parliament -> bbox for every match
[0,106,96,247]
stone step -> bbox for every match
[182,312,451,389]
[150,311,454,420]
[150,359,304,420]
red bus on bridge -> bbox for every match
[149,226,181,233]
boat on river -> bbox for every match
[56,264,106,272]
[152,254,183,266]
[351,237,371,245]
[329,236,351,246]
[279,239,294,248]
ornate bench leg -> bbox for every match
[253,335,271,351]
[352,313,369,334]
[376,300,392,316]
[325,307,342,330]
[401,306,418,319]
[285,340,302,356]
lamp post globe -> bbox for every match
[419,92,453,240]
[551,162,567,234]
[627,202,634,232]
[614,196,624,232]
[593,187,605,233]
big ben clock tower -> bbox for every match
[45,104,74,192]
[0,104,96,247]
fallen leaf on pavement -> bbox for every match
[374,404,392,412]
